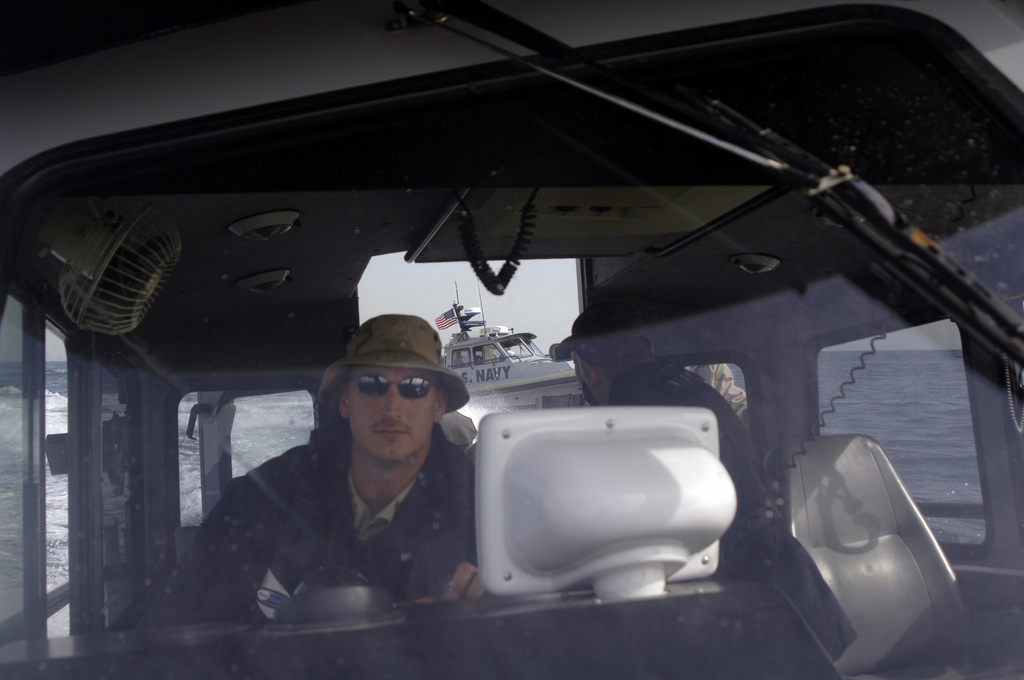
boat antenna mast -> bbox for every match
[476,278,487,331]
[452,281,486,333]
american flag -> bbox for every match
[435,308,459,330]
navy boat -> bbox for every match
[439,305,578,407]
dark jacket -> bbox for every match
[148,423,474,627]
[608,359,856,660]
[608,360,767,544]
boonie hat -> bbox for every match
[550,301,651,367]
[319,314,470,412]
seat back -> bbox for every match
[779,435,965,676]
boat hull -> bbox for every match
[467,368,580,406]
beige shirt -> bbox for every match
[687,363,749,427]
[349,473,416,540]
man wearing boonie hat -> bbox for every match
[149,315,481,627]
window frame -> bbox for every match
[0,289,48,644]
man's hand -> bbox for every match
[416,562,485,602]
[443,561,485,600]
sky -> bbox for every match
[356,253,581,354]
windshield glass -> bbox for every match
[500,338,535,358]
[4,9,1024,680]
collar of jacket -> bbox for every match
[290,423,468,513]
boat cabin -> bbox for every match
[2,1,1024,678]
[443,326,578,404]
[447,327,543,365]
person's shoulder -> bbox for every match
[246,428,350,493]
[416,426,474,519]
[610,358,704,405]
[425,424,474,486]
[247,441,309,479]
[652,356,704,381]
[440,411,477,452]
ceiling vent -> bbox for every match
[227,210,300,240]
[730,253,781,274]
[235,269,292,293]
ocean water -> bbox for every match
[0,363,73,633]
[0,352,986,633]
[818,351,979,499]
[818,350,984,542]
[0,379,28,625]
[177,391,316,527]
[0,364,74,590]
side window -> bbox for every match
[451,348,471,368]
[0,296,54,640]
[230,392,316,476]
[178,390,314,526]
[474,343,502,365]
[500,339,534,359]
[817,320,984,545]
[45,329,69,637]
[0,297,28,630]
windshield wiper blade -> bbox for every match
[394,1,823,188]
[395,0,1024,363]
[406,1,853,184]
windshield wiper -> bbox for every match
[392,0,1024,364]
[393,0,825,187]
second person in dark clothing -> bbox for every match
[554,301,855,661]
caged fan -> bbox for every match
[39,198,181,335]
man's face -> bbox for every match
[339,365,448,467]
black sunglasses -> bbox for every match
[355,374,432,399]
